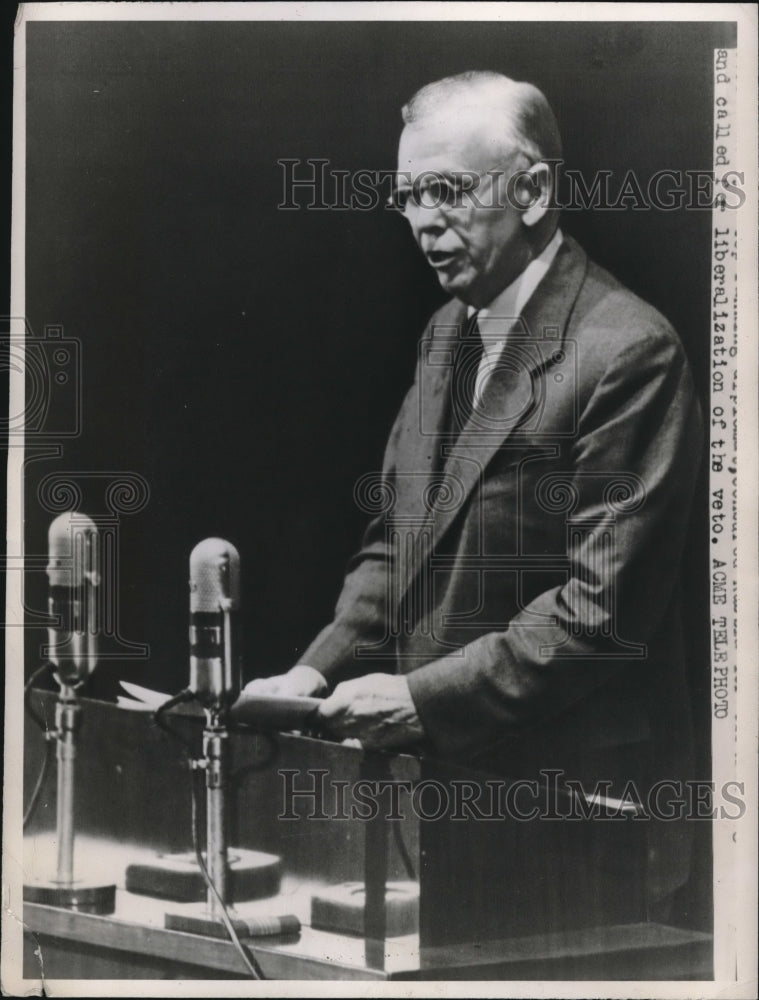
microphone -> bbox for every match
[189,538,241,712]
[130,537,300,942]
[25,512,116,915]
[46,511,99,688]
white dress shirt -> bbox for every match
[468,229,563,407]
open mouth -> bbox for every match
[426,250,459,269]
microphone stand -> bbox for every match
[165,595,239,934]
[201,707,231,922]
[166,701,248,937]
[158,581,297,941]
[23,678,116,914]
[163,717,298,941]
[54,684,79,889]
[204,594,234,920]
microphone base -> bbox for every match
[165,904,300,939]
[23,879,116,915]
[125,848,281,903]
[310,880,419,938]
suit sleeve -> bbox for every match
[405,324,704,760]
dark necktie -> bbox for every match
[450,311,484,436]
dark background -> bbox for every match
[22,19,735,928]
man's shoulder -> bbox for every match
[562,243,689,375]
[574,252,678,341]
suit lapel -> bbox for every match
[397,235,589,601]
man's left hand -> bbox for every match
[316,674,424,750]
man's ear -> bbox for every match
[514,161,554,227]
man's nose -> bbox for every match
[409,201,448,240]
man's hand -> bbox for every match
[316,673,424,750]
[234,664,328,702]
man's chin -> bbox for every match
[435,269,474,302]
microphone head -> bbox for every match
[189,538,240,613]
[47,511,98,588]
[46,512,99,687]
[189,539,241,711]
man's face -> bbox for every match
[396,115,530,308]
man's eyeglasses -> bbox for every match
[387,170,500,216]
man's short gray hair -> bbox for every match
[401,70,562,165]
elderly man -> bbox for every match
[236,72,702,914]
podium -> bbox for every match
[21,692,712,981]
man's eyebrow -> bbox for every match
[426,170,480,183]
[394,170,462,183]
[392,170,480,190]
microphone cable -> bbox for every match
[190,766,266,980]
[23,662,56,829]
[152,688,196,754]
[24,661,53,732]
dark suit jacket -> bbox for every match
[302,235,703,902]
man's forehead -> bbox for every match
[396,111,513,177]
